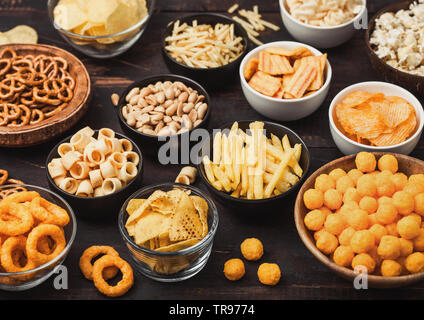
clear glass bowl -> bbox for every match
[0,185,77,291]
[118,183,219,282]
[47,0,155,58]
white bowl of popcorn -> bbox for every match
[239,41,332,121]
[279,0,367,48]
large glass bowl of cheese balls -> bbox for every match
[118,183,218,282]
[46,127,144,219]
[47,0,155,58]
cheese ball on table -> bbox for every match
[223,259,245,281]
[240,238,263,261]
[257,263,281,286]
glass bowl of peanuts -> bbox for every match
[115,74,211,160]
[161,13,248,87]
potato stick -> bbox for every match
[248,33,264,46]
[212,164,232,192]
[258,18,280,31]
[253,5,259,14]
[294,143,302,161]
[213,131,222,164]
[247,174,254,199]
[271,133,284,152]
[231,184,242,198]
[233,134,242,187]
[222,134,234,182]
[241,148,248,196]
[282,134,291,151]
[211,180,223,191]
[228,3,239,14]
[232,17,259,37]
[265,141,302,176]
[264,149,294,198]
[202,155,216,183]
[274,189,282,196]
[253,133,265,199]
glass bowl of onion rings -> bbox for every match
[0,185,76,291]
[118,183,219,282]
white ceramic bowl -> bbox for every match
[279,0,367,49]
[239,41,332,122]
[329,81,424,156]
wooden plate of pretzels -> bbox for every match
[0,44,90,147]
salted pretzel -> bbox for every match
[0,48,75,127]
[0,169,27,200]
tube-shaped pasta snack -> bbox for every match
[123,151,139,166]
[84,145,105,166]
[70,161,90,180]
[98,128,115,140]
[109,152,126,169]
[76,126,95,138]
[48,158,67,179]
[89,169,103,189]
[94,187,104,197]
[175,174,190,185]
[102,178,122,195]
[61,151,83,171]
[179,166,197,183]
[119,162,138,183]
[59,177,79,194]
[70,132,91,153]
[120,139,133,152]
[100,160,116,179]
[57,143,74,157]
[76,179,93,197]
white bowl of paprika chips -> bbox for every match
[329,81,424,156]
[239,41,332,121]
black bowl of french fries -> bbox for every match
[197,120,310,213]
[161,13,248,88]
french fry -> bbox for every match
[202,155,215,183]
[264,149,294,198]
[212,164,232,192]
[213,132,222,164]
[241,148,248,196]
[222,134,234,182]
[231,184,242,198]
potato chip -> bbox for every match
[2,25,38,44]
[155,239,200,252]
[370,114,417,146]
[191,195,209,238]
[134,212,170,245]
[248,71,281,97]
[54,1,88,30]
[126,199,146,215]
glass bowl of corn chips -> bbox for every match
[329,81,424,156]
[47,0,155,58]
[118,182,218,282]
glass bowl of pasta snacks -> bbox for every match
[118,182,218,282]
[47,0,155,58]
[240,41,331,121]
[279,0,367,48]
[0,185,76,291]
[46,127,144,219]
[161,13,248,87]
[197,120,310,213]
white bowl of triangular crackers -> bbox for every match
[118,183,218,282]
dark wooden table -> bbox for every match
[0,0,423,300]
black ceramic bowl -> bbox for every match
[46,130,144,220]
[116,74,211,161]
[161,13,248,88]
[197,121,310,213]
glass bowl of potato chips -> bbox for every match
[47,0,155,58]
[118,183,218,282]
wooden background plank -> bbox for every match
[0,0,423,299]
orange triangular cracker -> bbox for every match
[269,54,293,75]
[285,63,317,99]
[244,58,259,81]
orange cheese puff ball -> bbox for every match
[350,230,375,253]
[343,188,361,203]
[415,193,424,216]
[413,229,424,251]
[324,214,346,235]
[323,189,342,210]
[329,168,347,182]
[405,252,424,274]
[333,246,354,267]
[314,174,335,193]
[303,189,324,210]
[386,222,400,237]
[376,174,396,197]
[378,235,401,260]
[355,152,377,173]
[347,209,369,230]
[356,175,377,198]
[352,253,376,273]
[399,238,414,257]
[339,227,356,246]
[336,175,355,195]
[223,259,245,281]
[392,191,414,216]
[304,210,326,231]
[369,246,382,266]
[378,196,393,206]
[381,259,402,277]
[316,231,338,254]
[359,196,378,214]
[409,213,422,225]
[409,174,424,185]
[391,173,408,191]
[397,216,421,240]
[240,238,264,261]
[404,182,424,197]
[257,263,281,286]
[376,203,398,225]
[397,256,408,275]
[369,224,387,245]
[368,213,378,226]
[378,155,398,174]
[319,206,332,218]
[347,169,363,186]
[314,229,326,241]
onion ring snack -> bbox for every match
[79,246,120,280]
[92,255,134,298]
